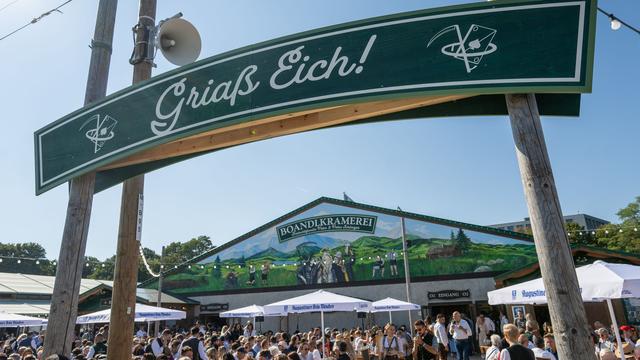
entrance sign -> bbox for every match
[34,0,596,194]
[428,289,471,300]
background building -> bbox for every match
[490,213,609,233]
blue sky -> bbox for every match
[0,0,638,261]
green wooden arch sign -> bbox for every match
[34,0,596,194]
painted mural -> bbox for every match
[152,202,537,294]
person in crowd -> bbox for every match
[499,324,535,360]
[531,336,556,360]
[297,341,313,360]
[86,333,107,359]
[433,314,448,360]
[499,312,509,335]
[596,328,615,353]
[621,325,637,344]
[475,314,490,347]
[337,341,351,360]
[517,334,533,350]
[448,311,471,360]
[245,322,257,338]
[381,324,402,360]
[412,320,436,360]
[150,329,173,357]
[543,334,558,360]
[484,314,496,336]
[178,326,209,360]
[484,334,501,360]
[136,326,148,338]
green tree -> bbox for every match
[565,222,596,246]
[88,255,116,280]
[595,196,640,253]
[163,235,214,267]
[0,242,53,275]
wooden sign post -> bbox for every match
[106,1,155,359]
[507,93,595,360]
[42,0,118,357]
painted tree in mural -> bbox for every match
[455,228,472,251]
[212,255,222,279]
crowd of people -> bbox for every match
[1,312,639,360]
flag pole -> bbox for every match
[398,207,413,334]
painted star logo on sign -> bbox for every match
[427,24,498,73]
[79,114,118,153]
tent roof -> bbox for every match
[0,301,50,315]
[0,272,193,304]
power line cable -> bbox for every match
[0,0,73,42]
[0,0,22,14]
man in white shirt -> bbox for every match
[448,311,472,360]
[434,314,449,360]
[151,329,172,357]
[135,326,147,338]
[177,326,209,360]
[532,336,557,360]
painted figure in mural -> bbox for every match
[261,262,270,285]
[372,255,385,279]
[296,256,316,285]
[225,269,239,289]
[319,249,334,283]
[332,251,347,282]
[344,244,355,281]
[246,264,256,286]
[389,251,398,276]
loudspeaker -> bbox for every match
[357,312,367,319]
[157,18,201,66]
[255,316,264,322]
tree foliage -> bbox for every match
[594,196,640,254]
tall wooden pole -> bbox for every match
[506,93,596,360]
[43,0,118,357]
[106,1,156,359]
[154,245,164,336]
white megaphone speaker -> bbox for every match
[157,17,201,66]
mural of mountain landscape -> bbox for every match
[149,201,537,294]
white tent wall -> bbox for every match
[193,277,495,331]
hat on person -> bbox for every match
[620,325,633,332]
[614,342,635,359]
[596,328,610,335]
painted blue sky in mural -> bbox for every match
[198,201,532,263]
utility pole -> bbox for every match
[43,0,117,357]
[154,245,165,336]
[398,208,413,334]
[106,1,156,359]
[506,94,596,360]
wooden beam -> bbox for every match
[43,0,117,357]
[507,93,596,360]
[102,94,467,170]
